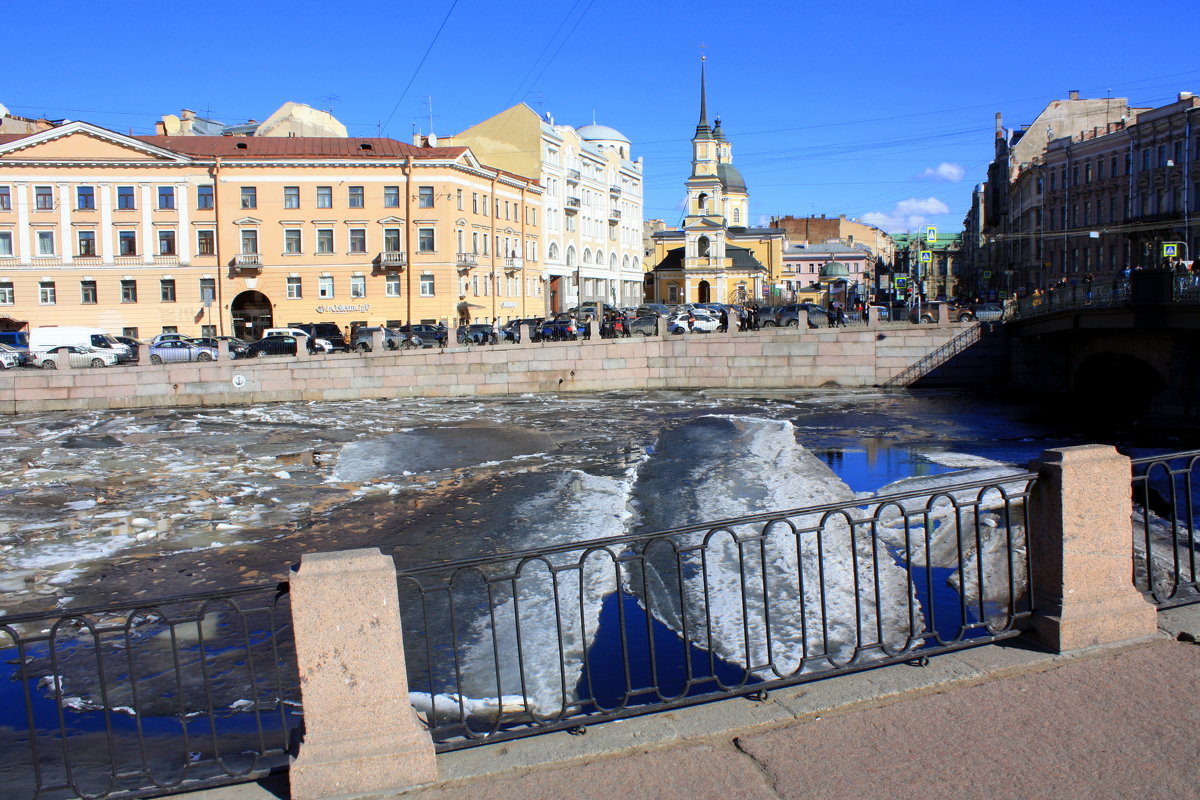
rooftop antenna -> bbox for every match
[526,91,545,116]
[319,94,340,115]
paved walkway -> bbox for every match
[184,607,1200,800]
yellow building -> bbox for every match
[0,121,543,340]
[650,59,784,306]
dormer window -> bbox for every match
[359,143,373,151]
[235,142,248,150]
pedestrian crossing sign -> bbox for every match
[1163,243,1178,257]
[920,251,932,263]
[926,226,937,242]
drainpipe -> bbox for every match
[211,157,225,335]
[490,170,498,324]
[404,156,413,325]
[519,180,527,320]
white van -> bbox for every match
[261,327,333,353]
[29,327,134,362]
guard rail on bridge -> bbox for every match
[1009,271,1200,322]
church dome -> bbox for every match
[576,123,630,143]
[718,162,746,193]
[820,261,850,278]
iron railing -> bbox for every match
[882,323,983,388]
[1131,449,1200,608]
[1,582,296,800]
[1010,272,1200,321]
[395,472,1037,751]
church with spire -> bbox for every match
[649,58,784,306]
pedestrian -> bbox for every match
[491,317,500,345]
[826,304,836,328]
[836,302,847,327]
[687,310,695,332]
[719,308,728,333]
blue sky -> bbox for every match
[6,0,1195,235]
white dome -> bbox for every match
[575,123,629,143]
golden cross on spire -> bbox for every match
[700,42,706,62]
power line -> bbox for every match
[380,0,460,138]
[504,0,588,109]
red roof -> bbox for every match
[135,135,467,160]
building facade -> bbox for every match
[769,214,894,265]
[449,104,646,313]
[650,60,784,306]
[0,122,543,339]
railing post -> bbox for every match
[1028,445,1157,652]
[289,548,437,799]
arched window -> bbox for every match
[698,192,708,213]
[583,248,592,264]
[548,242,559,260]
[610,253,617,269]
[566,246,576,267]
[733,208,741,224]
[622,255,630,269]
[697,236,710,257]
[594,250,604,267]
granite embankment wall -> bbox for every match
[0,322,984,415]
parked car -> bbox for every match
[0,341,30,366]
[150,333,194,345]
[32,345,118,369]
[667,310,720,334]
[397,324,447,348]
[457,323,497,345]
[752,306,781,328]
[288,323,350,352]
[504,318,545,343]
[192,336,251,358]
[627,315,661,336]
[773,303,827,328]
[635,303,672,319]
[112,336,142,359]
[0,348,18,369]
[147,339,219,364]
[246,335,316,358]
[537,317,588,341]
[353,326,417,351]
[262,328,333,353]
[30,327,134,362]
[956,303,1005,322]
[908,301,949,324]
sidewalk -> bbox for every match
[185,607,1200,800]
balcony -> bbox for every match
[153,254,180,266]
[609,209,622,221]
[234,253,261,268]
[380,250,407,267]
[567,169,581,183]
[456,252,478,269]
[113,255,143,266]
[565,197,581,212]
[609,185,622,196]
[505,257,523,271]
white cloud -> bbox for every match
[862,197,951,233]
[917,162,966,182]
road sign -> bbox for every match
[1163,243,1178,257]
[926,226,937,242]
[894,276,908,287]
[920,251,932,263]
[983,271,992,279]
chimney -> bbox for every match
[1068,90,1080,101]
[1181,92,1194,101]
[154,120,166,135]
[995,112,1003,138]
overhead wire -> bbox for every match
[380,0,461,137]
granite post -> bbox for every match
[289,548,437,799]
[1028,445,1158,652]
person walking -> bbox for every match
[687,310,696,332]
[719,307,729,333]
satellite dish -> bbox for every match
[426,132,438,147]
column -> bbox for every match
[58,184,72,265]
[139,183,153,264]
[98,183,113,262]
[1028,445,1158,652]
[288,548,437,799]
[177,183,190,264]
[14,183,29,260]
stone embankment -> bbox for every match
[0,322,990,415]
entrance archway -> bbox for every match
[698,280,711,303]
[230,291,273,340]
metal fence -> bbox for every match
[395,472,1037,751]
[883,323,983,388]
[0,582,296,800]
[1132,449,1200,608]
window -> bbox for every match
[199,278,216,305]
[317,229,334,254]
[0,281,13,304]
[160,279,176,302]
[38,230,56,255]
[77,186,95,210]
[385,274,400,297]
[39,281,56,304]
[117,186,136,209]
[120,279,137,303]
[200,325,215,338]
[418,228,434,253]
[456,189,463,210]
[420,272,435,296]
[197,229,215,255]
[384,186,400,208]
[158,186,175,209]
[122,327,139,339]
[350,275,366,298]
[197,185,214,209]
[284,186,300,209]
[318,276,334,298]
[348,186,364,208]
[286,277,302,299]
[316,186,332,208]
[240,187,257,209]
[384,228,402,252]
[349,228,366,253]
[80,280,97,304]
[472,193,478,213]
[35,185,54,210]
[78,230,97,256]
[0,186,9,210]
[418,186,434,208]
[240,229,258,254]
[158,230,176,255]
[284,229,302,254]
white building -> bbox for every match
[449,105,645,313]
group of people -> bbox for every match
[825,302,848,328]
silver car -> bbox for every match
[33,346,119,369]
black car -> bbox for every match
[245,335,316,358]
[538,317,588,341]
[773,303,827,328]
[193,336,251,358]
[504,318,545,343]
[288,323,349,352]
[397,324,447,347]
[456,323,496,345]
[627,315,660,336]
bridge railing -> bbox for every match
[1010,271,1200,322]
[1132,449,1200,607]
[394,472,1037,751]
[0,582,296,800]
